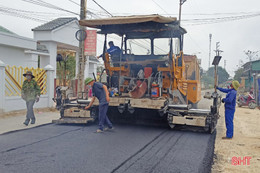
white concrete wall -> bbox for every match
[0,61,5,113]
[85,61,98,79]
[52,21,79,47]
[0,44,38,68]
[4,95,49,112]
[34,21,80,79]
[33,31,52,42]
[88,62,95,78]
[0,61,55,112]
[33,21,79,47]
[38,41,57,77]
[39,55,50,69]
[0,32,36,50]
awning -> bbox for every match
[79,15,177,28]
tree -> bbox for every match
[56,55,76,86]
[207,66,229,84]
[234,68,244,83]
[201,66,230,88]
[201,73,214,88]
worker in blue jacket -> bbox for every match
[217,80,240,139]
[98,41,123,67]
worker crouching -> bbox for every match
[217,80,240,139]
[84,77,113,133]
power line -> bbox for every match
[21,0,79,15]
[182,12,260,25]
[0,5,71,17]
[68,0,80,6]
[91,0,113,17]
[0,8,48,23]
[151,0,169,15]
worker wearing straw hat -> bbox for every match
[21,71,41,126]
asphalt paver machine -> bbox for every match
[53,15,221,133]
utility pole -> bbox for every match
[224,60,226,70]
[215,42,223,57]
[208,33,212,69]
[178,0,187,26]
[78,0,87,98]
[244,50,259,62]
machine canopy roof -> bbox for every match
[79,15,187,39]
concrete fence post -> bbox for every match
[0,60,6,113]
[44,64,55,108]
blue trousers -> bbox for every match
[225,108,235,138]
[98,103,112,131]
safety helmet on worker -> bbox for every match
[231,80,240,90]
[85,77,94,85]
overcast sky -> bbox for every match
[1,0,260,76]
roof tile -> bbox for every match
[32,17,78,31]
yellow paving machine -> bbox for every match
[53,15,221,133]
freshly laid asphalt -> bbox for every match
[0,122,215,173]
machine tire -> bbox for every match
[248,101,256,109]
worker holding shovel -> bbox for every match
[84,77,113,133]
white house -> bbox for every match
[32,17,99,79]
[0,25,46,68]
[0,19,99,112]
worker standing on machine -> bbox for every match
[84,77,113,133]
[97,41,123,67]
[217,80,240,139]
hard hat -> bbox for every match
[232,80,240,90]
[85,77,94,85]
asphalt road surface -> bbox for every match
[0,121,215,173]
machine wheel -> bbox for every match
[248,101,257,109]
[205,115,217,134]
[167,114,175,129]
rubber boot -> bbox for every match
[31,118,35,124]
[23,119,30,126]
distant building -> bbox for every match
[241,59,260,91]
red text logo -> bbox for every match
[232,156,251,165]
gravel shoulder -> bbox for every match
[212,106,260,173]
